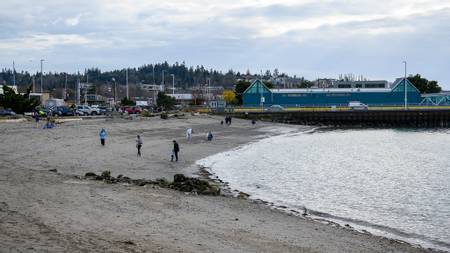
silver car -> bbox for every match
[265,105,285,112]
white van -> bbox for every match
[348,101,368,110]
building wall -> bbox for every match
[244,91,421,107]
[243,80,421,107]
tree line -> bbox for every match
[0,62,443,96]
[0,62,239,92]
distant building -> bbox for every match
[332,80,388,89]
[140,84,165,93]
[168,93,193,105]
[85,94,107,104]
[29,92,50,105]
[243,79,421,107]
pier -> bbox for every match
[230,109,450,127]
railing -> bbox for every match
[229,104,450,113]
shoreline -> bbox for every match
[195,127,449,253]
[0,115,444,252]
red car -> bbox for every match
[122,106,142,114]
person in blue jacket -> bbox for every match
[99,128,107,146]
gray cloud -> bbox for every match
[0,0,449,88]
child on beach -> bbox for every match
[99,128,107,146]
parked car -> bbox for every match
[0,108,16,116]
[90,105,110,115]
[348,101,368,110]
[122,106,142,114]
[265,105,285,112]
[54,106,75,116]
[75,105,101,116]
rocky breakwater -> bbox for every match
[83,171,221,196]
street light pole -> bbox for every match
[126,68,129,99]
[85,70,88,105]
[152,65,155,85]
[64,73,67,100]
[112,77,116,106]
[161,70,166,89]
[12,61,16,86]
[207,78,211,104]
[40,59,44,92]
[171,74,175,95]
[403,61,407,110]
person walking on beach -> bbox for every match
[136,135,143,157]
[171,140,180,162]
[99,128,107,146]
[207,131,213,141]
[34,111,40,128]
[186,128,193,141]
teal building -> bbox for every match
[242,79,421,107]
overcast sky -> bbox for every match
[1,0,449,88]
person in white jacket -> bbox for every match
[186,128,193,141]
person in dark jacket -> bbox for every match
[34,111,40,128]
[207,131,213,141]
[171,140,180,162]
[136,135,143,157]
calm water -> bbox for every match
[198,129,450,251]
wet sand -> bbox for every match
[0,115,439,252]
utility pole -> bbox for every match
[207,78,211,104]
[64,73,67,100]
[76,77,80,105]
[112,77,116,105]
[152,65,155,85]
[403,61,407,110]
[40,59,44,93]
[126,68,129,99]
[171,74,175,95]
[12,61,16,86]
[84,85,87,105]
[32,76,35,93]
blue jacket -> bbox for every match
[99,130,107,140]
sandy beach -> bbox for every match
[0,115,440,252]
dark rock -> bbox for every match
[117,174,123,179]
[173,174,186,183]
[155,178,170,188]
[101,170,111,179]
[238,192,250,199]
[171,174,220,195]
[134,179,150,186]
[49,169,57,173]
[85,172,97,178]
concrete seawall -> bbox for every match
[228,109,450,127]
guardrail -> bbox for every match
[196,105,450,113]
[226,109,450,127]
